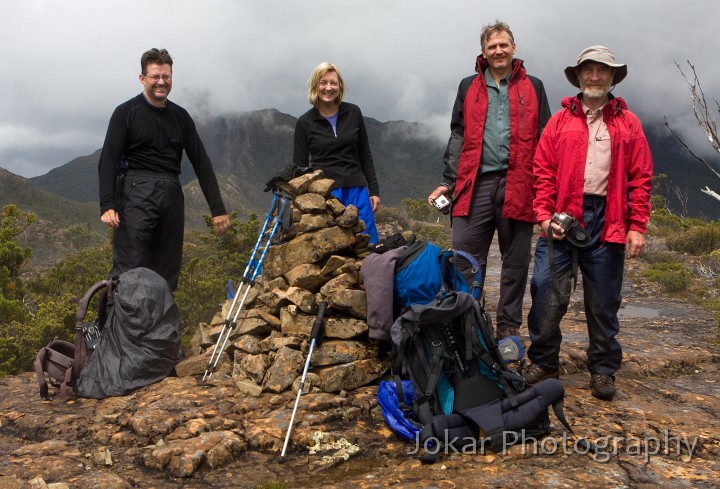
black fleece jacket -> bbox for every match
[293,102,380,196]
[98,94,226,216]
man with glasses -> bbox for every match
[98,48,229,291]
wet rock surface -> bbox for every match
[2,240,720,488]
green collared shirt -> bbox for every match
[481,69,511,173]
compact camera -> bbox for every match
[432,195,451,215]
[551,212,576,232]
[551,212,590,247]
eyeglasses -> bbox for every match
[143,74,172,82]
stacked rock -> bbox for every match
[187,170,390,396]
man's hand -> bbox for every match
[626,230,646,258]
[212,214,230,236]
[370,195,380,212]
[100,209,120,228]
[428,186,449,206]
[540,219,566,240]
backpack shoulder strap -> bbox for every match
[35,340,76,400]
[34,347,51,400]
[75,279,113,325]
[59,363,73,399]
[73,278,114,380]
[439,249,482,299]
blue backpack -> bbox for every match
[393,240,481,314]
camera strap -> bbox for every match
[547,236,580,294]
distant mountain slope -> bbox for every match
[29,109,447,214]
[0,168,105,267]
[25,108,720,221]
[29,150,102,203]
[0,168,101,230]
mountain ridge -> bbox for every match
[7,107,720,229]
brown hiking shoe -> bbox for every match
[522,363,559,384]
[496,324,520,341]
[590,373,616,400]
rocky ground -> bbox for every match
[1,239,719,489]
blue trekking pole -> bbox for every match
[202,193,278,381]
[279,301,328,463]
[202,192,290,381]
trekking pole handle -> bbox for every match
[311,301,328,342]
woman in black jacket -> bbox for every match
[293,62,380,244]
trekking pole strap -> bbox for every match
[249,196,290,284]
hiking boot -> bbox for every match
[590,373,616,401]
[522,363,559,384]
[496,324,520,341]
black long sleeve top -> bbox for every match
[293,102,380,196]
[98,94,227,216]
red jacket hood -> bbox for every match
[561,94,628,115]
[475,56,526,80]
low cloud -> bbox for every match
[1,0,718,177]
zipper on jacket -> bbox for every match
[324,118,337,138]
[519,91,525,133]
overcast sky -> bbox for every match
[1,0,718,178]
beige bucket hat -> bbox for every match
[564,45,627,87]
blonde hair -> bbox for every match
[307,62,345,107]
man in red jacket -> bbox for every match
[523,46,653,401]
[428,21,550,341]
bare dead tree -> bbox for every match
[664,60,720,204]
[670,184,690,217]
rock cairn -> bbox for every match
[179,170,390,395]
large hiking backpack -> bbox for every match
[34,278,114,400]
[390,291,571,461]
[362,237,483,342]
[75,267,182,399]
[393,240,481,313]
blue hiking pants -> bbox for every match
[527,195,625,375]
[332,186,379,244]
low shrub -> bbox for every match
[642,262,692,292]
[643,250,679,265]
[666,223,720,255]
[649,209,685,236]
[411,224,452,249]
[400,198,435,222]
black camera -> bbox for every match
[551,212,590,247]
[432,195,451,215]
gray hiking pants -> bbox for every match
[451,172,533,330]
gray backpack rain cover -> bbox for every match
[76,267,182,399]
